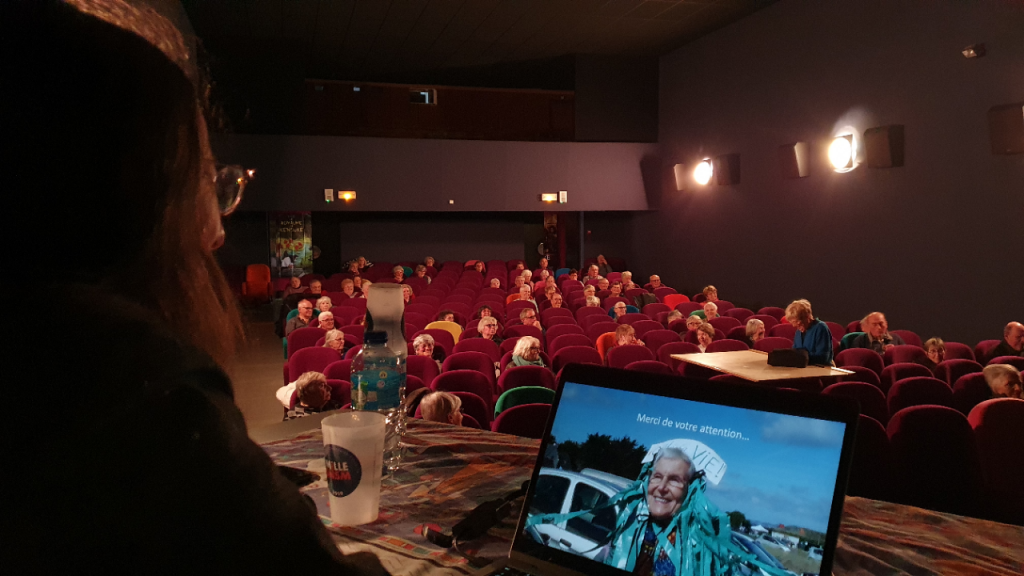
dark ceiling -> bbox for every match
[183,0,776,88]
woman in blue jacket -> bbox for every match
[786,299,834,365]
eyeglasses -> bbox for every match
[215,164,255,216]
[524,315,536,320]
[528,346,541,352]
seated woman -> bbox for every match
[322,328,352,356]
[413,334,443,370]
[614,324,645,347]
[340,278,358,298]
[489,277,502,289]
[355,256,372,271]
[475,316,503,345]
[414,264,431,284]
[920,337,946,373]
[392,265,405,282]
[744,318,766,347]
[665,310,683,325]
[345,260,361,274]
[436,309,456,323]
[506,336,546,370]
[281,275,306,298]
[608,281,624,299]
[472,261,486,274]
[583,285,597,300]
[585,295,602,308]
[315,296,333,313]
[279,372,343,420]
[702,285,719,303]
[542,284,558,301]
[401,284,414,304]
[982,364,1022,399]
[419,391,464,426]
[424,256,436,269]
[786,299,833,365]
[696,322,715,352]
[684,314,703,336]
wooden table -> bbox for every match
[671,349,853,381]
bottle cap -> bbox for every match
[364,331,388,345]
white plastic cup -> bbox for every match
[321,411,386,526]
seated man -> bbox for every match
[314,310,335,331]
[308,279,324,298]
[596,254,613,276]
[982,364,1022,399]
[281,275,306,298]
[489,277,502,289]
[517,285,536,307]
[610,301,628,320]
[437,309,456,323]
[596,278,610,292]
[419,391,464,426]
[285,300,315,335]
[614,324,645,347]
[648,275,663,290]
[608,280,624,298]
[990,321,1024,358]
[340,278,357,298]
[586,264,603,281]
[548,292,564,309]
[850,312,905,353]
[520,308,544,332]
[665,310,683,325]
[277,372,343,420]
[510,274,527,294]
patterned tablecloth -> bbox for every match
[261,419,1024,576]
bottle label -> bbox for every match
[354,368,403,411]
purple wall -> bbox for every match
[636,0,1024,345]
[211,134,657,212]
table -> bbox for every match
[258,418,1024,576]
[671,349,854,381]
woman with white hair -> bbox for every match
[414,264,431,284]
[744,318,765,347]
[322,328,349,356]
[474,316,503,345]
[392,265,405,282]
[506,336,546,370]
[413,333,442,370]
[786,299,833,365]
[315,296,332,312]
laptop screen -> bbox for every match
[519,379,849,576]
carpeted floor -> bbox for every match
[232,305,291,431]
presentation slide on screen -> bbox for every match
[524,382,845,576]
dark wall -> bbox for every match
[575,55,659,143]
[212,134,657,213]
[216,210,268,284]
[639,0,1024,345]
[582,212,637,272]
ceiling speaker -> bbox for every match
[988,103,1024,155]
[714,153,740,186]
[778,142,810,179]
[864,125,904,168]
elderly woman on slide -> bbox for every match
[786,299,833,365]
[527,441,790,576]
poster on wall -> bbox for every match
[269,212,312,278]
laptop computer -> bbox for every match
[474,363,859,576]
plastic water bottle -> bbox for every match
[351,331,406,473]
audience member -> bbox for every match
[308,279,323,297]
[745,318,766,346]
[649,275,663,289]
[982,364,1023,399]
[424,256,436,269]
[419,391,464,426]
[787,299,833,365]
[474,304,497,321]
[341,278,357,298]
[401,284,414,304]
[685,315,702,334]
[286,300,315,335]
[517,285,536,307]
[520,308,543,331]
[583,285,597,300]
[315,310,335,331]
[413,334,442,370]
[474,261,486,274]
[392,265,405,282]
[597,278,610,292]
[281,276,305,298]
[702,285,719,302]
[990,321,1024,358]
[586,296,602,308]
[596,254,613,276]
[489,277,502,289]
[851,312,905,353]
[315,296,332,312]
[535,257,550,274]
[414,264,431,284]
[615,324,645,347]
[522,269,533,283]
[437,310,456,323]
[346,261,360,274]
[355,256,372,271]
[666,310,683,325]
[507,336,546,370]
[696,322,715,352]
[511,275,527,293]
[920,337,946,372]
[514,262,526,272]
[4,3,385,571]
[609,281,624,298]
[566,269,579,282]
[322,328,348,355]
[704,302,719,320]
[543,284,558,301]
[549,293,564,308]
[279,372,343,420]
[611,302,628,320]
[475,317,503,344]
[586,265,603,281]
[621,271,636,291]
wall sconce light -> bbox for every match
[540,193,558,203]
[828,134,855,171]
[693,159,714,185]
[339,190,357,201]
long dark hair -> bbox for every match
[2,1,242,368]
